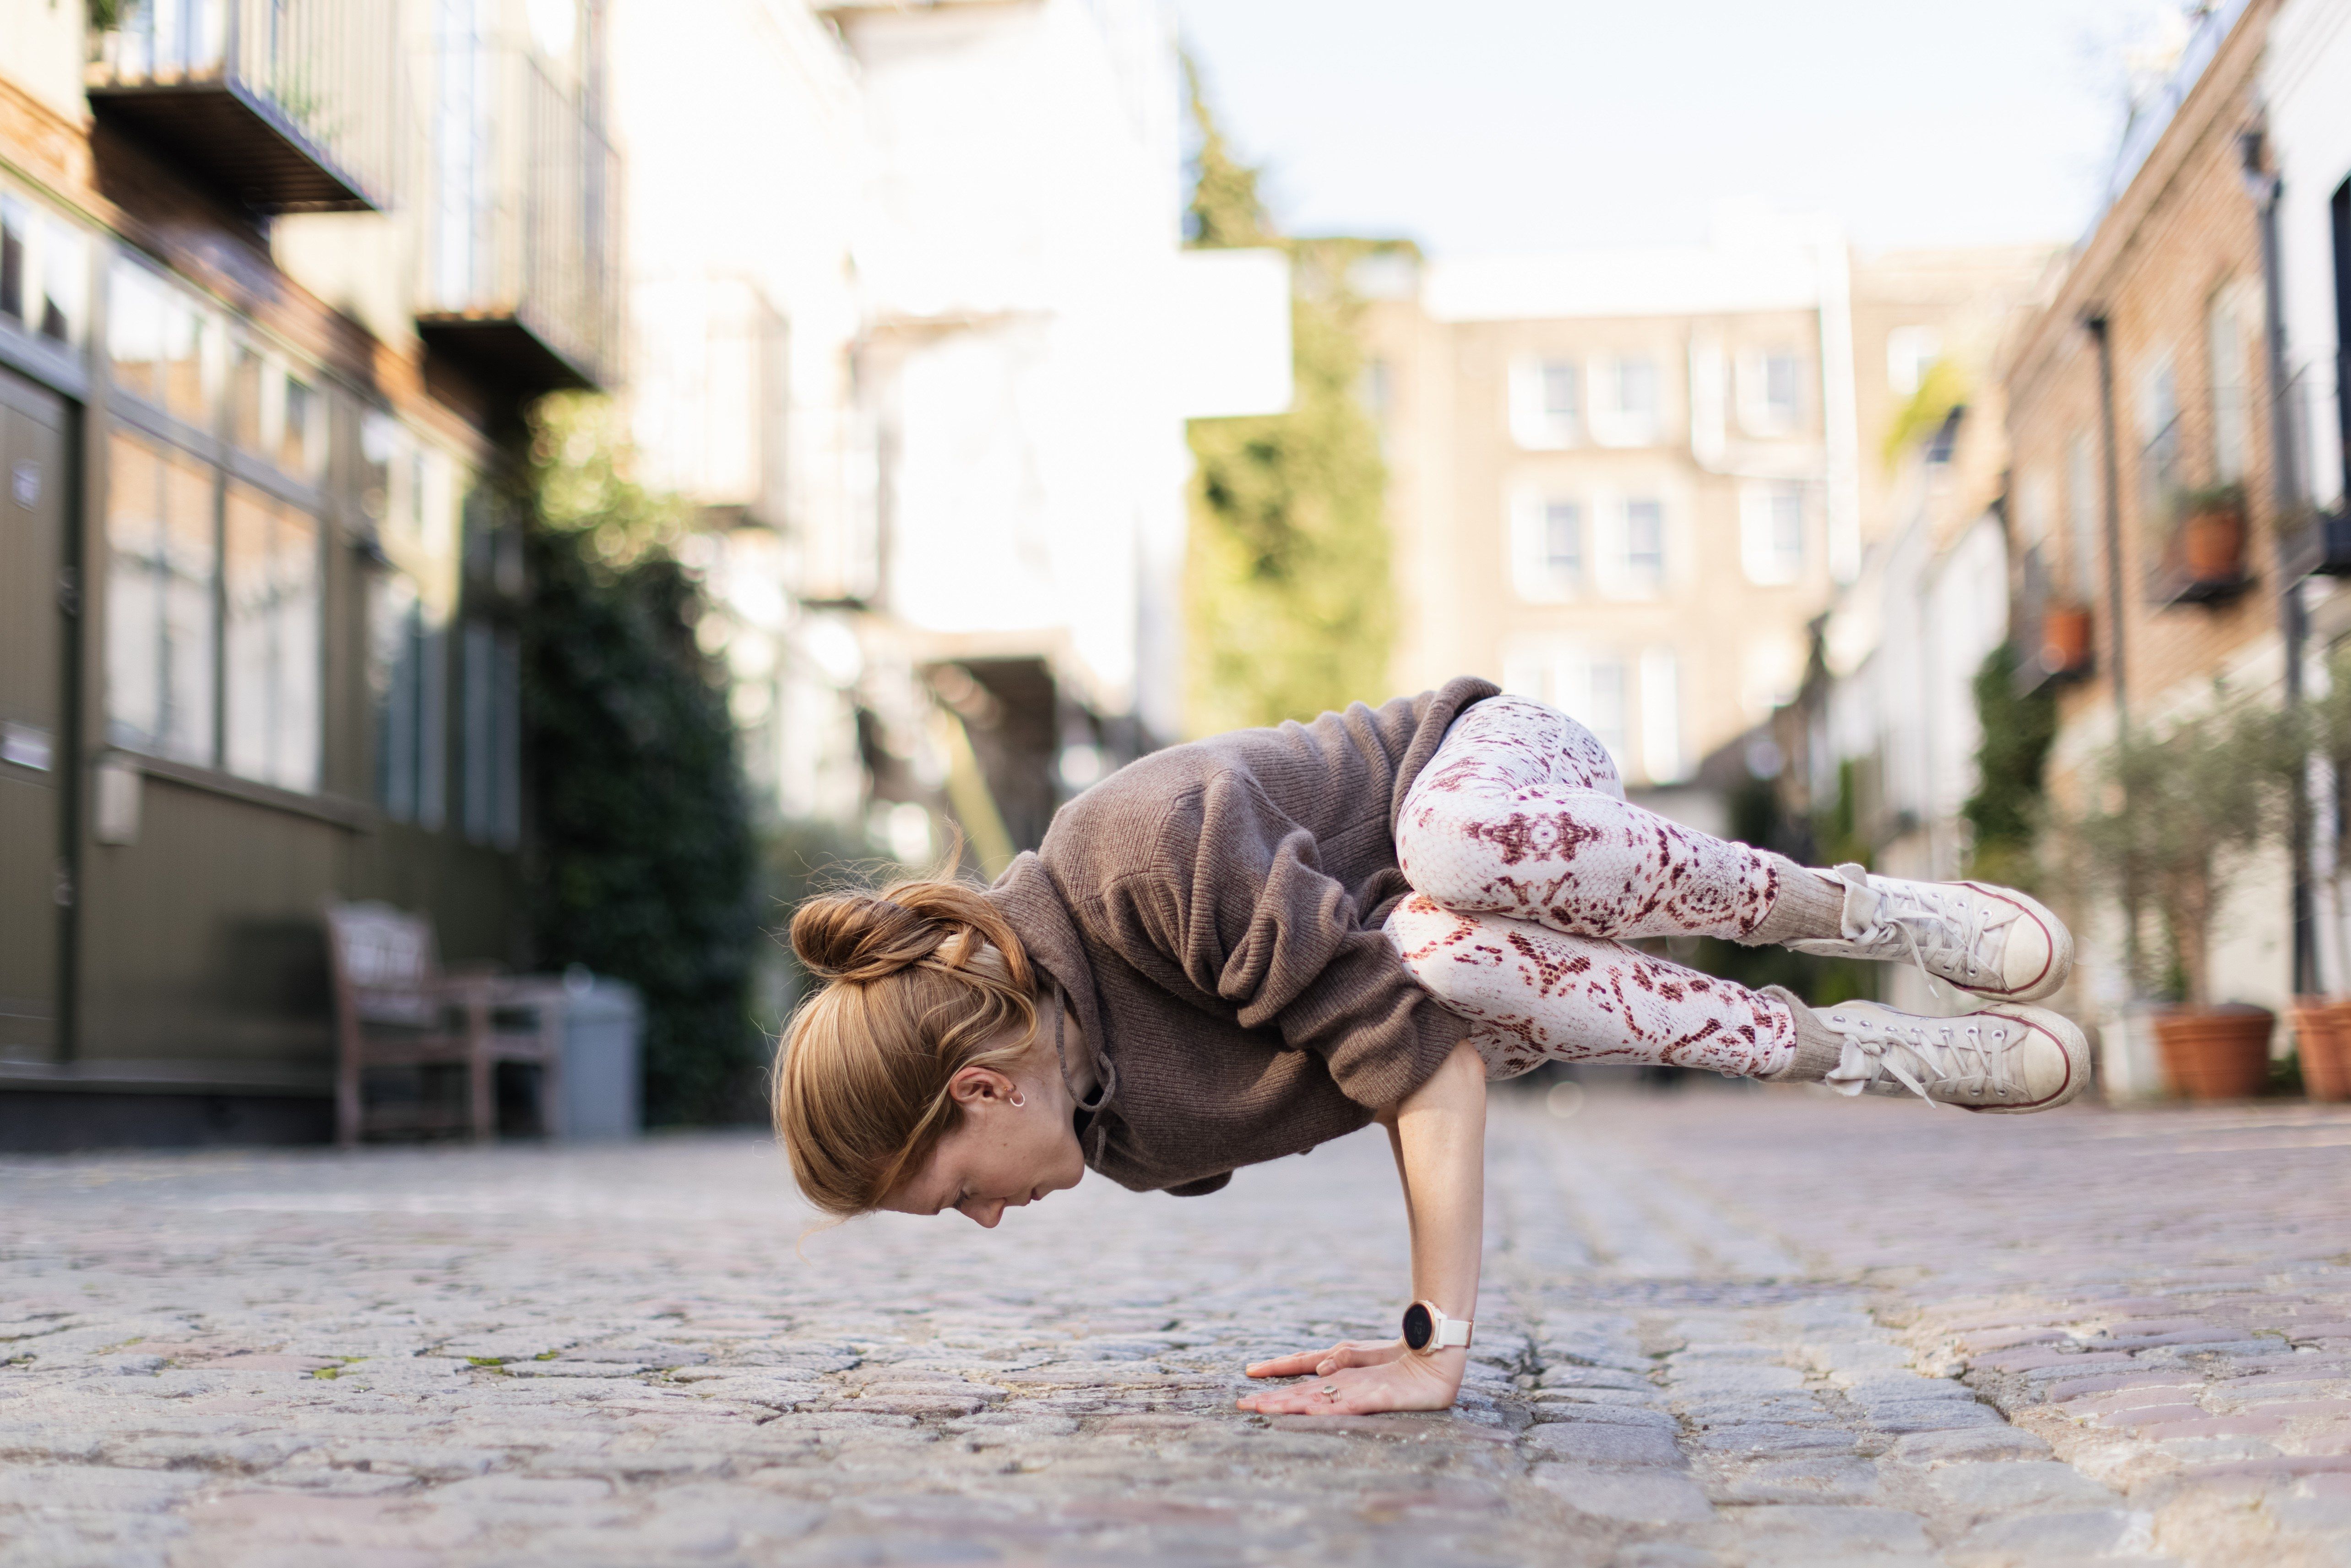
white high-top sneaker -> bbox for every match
[1787,864,2073,1003]
[1808,1000,2090,1113]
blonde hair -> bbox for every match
[774,878,1043,1216]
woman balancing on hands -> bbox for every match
[775,679,2085,1415]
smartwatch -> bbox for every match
[1401,1299,1473,1353]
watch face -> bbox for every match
[1401,1302,1433,1352]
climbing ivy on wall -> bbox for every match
[1182,59,1397,736]
[524,396,759,1126]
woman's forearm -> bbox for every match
[1235,1036,1488,1414]
[1384,1036,1488,1351]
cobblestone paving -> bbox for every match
[0,1087,2345,1566]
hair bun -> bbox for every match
[790,893,945,983]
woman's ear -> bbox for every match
[945,1064,1018,1109]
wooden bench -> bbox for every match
[324,901,567,1146]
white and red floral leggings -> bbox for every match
[1387,696,1801,1081]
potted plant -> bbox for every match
[2073,691,2290,1098]
[2175,482,2248,586]
[2036,601,2094,681]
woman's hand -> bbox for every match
[1235,1340,1463,1415]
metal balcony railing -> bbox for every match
[86,0,397,213]
[413,43,617,396]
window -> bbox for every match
[1510,357,1580,448]
[109,261,217,426]
[2139,358,2183,532]
[1639,646,1681,784]
[223,484,323,792]
[2208,289,2249,484]
[369,433,462,829]
[1740,482,1804,585]
[2066,433,2100,597]
[230,339,326,481]
[1887,326,1940,396]
[1589,354,1661,446]
[101,260,327,794]
[1584,656,1628,760]
[460,619,521,849]
[1623,498,1665,587]
[1510,494,1582,602]
[1542,500,1582,575]
[105,431,217,765]
[1740,349,1803,433]
[0,194,88,346]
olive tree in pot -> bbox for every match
[2071,694,2291,1098]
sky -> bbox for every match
[1173,0,2185,258]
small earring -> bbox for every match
[1009,1091,1026,1107]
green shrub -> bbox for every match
[523,403,758,1126]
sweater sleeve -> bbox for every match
[1097,770,1468,1111]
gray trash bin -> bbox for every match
[559,971,643,1139]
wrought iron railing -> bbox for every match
[86,0,398,212]
[413,42,617,392]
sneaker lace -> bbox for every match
[1820,1011,2018,1103]
[1830,863,2007,997]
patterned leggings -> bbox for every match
[1387,696,1801,1080]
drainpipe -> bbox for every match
[2085,313,2130,727]
[2246,127,2318,995]
[2086,309,2143,998]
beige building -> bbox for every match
[1364,222,2047,806]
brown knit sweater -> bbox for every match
[986,677,1499,1197]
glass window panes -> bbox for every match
[39,214,87,344]
[1742,482,1804,585]
[223,483,323,792]
[1542,361,1578,423]
[371,575,448,828]
[280,372,320,477]
[1542,500,1581,574]
[0,197,24,325]
[1617,358,1658,419]
[1624,498,1665,579]
[2140,364,2183,531]
[1763,352,1800,421]
[105,430,217,764]
[230,341,266,450]
[108,261,213,422]
[460,619,521,849]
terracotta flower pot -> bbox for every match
[2291,998,2351,1102]
[2150,1005,2274,1100]
[2179,506,2245,582]
[2038,603,2092,676]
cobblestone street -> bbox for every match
[2,1085,2347,1568]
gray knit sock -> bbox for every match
[1743,856,1848,946]
[1759,985,1846,1082]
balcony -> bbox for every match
[413,43,617,397]
[86,0,396,214]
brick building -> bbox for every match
[2001,0,2319,1082]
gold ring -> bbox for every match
[1321,1383,1338,1395]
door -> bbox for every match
[0,367,71,1060]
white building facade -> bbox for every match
[607,0,1288,862]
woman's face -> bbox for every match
[880,1058,1086,1227]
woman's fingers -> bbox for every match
[1233,1357,1459,1416]
[1241,1349,1328,1378]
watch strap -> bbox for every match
[1433,1313,1473,1350]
